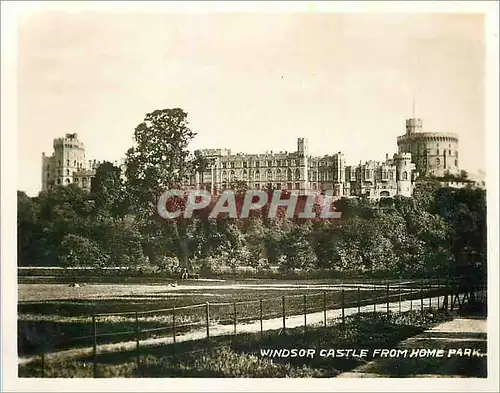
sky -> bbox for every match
[16,8,487,196]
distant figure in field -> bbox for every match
[181,268,189,280]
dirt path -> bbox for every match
[19,292,450,366]
[337,317,487,378]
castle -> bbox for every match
[41,133,125,192]
[41,117,467,199]
[191,139,415,199]
[397,118,460,177]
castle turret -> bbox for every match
[394,152,415,197]
[297,137,309,193]
[398,118,459,177]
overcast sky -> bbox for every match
[17,10,486,196]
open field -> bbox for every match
[18,278,449,358]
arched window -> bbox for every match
[229,170,235,181]
[295,168,300,181]
[66,169,70,176]
[65,178,70,184]
[222,171,228,181]
[266,169,272,181]
[402,171,408,180]
[287,169,293,181]
[242,170,248,180]
[254,170,260,181]
[436,158,441,166]
[276,169,282,181]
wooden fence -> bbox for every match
[27,277,486,378]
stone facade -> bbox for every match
[192,138,416,199]
[41,133,125,192]
[397,118,459,177]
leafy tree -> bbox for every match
[124,108,203,269]
[280,223,316,271]
[90,161,128,218]
[59,234,108,267]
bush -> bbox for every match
[156,256,180,274]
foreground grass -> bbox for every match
[19,309,453,378]
[20,285,408,356]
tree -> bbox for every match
[124,108,203,269]
[59,234,109,267]
[280,223,316,271]
[90,161,128,218]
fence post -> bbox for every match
[135,311,140,372]
[233,302,237,335]
[450,279,455,311]
[386,283,390,314]
[259,299,263,337]
[357,288,361,314]
[303,294,307,329]
[420,280,424,313]
[206,302,210,338]
[428,281,432,309]
[40,348,45,378]
[282,296,286,330]
[437,280,440,309]
[92,315,97,378]
[357,287,361,342]
[323,291,327,327]
[341,289,345,325]
[398,282,402,313]
[172,307,176,344]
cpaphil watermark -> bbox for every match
[157,189,342,221]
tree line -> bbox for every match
[17,109,487,279]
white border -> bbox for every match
[2,1,499,392]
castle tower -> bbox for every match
[405,118,423,134]
[297,137,309,193]
[397,118,459,177]
[394,153,415,197]
[41,133,87,190]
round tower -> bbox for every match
[397,118,459,177]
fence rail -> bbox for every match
[23,277,486,378]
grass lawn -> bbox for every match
[19,309,454,378]
[18,279,443,357]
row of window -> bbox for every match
[52,160,84,168]
[54,177,90,185]
[419,158,459,167]
[219,159,342,169]
[217,182,302,191]
[221,159,299,169]
[212,169,411,183]
[221,168,302,182]
[416,148,458,157]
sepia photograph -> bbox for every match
[1,1,499,392]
